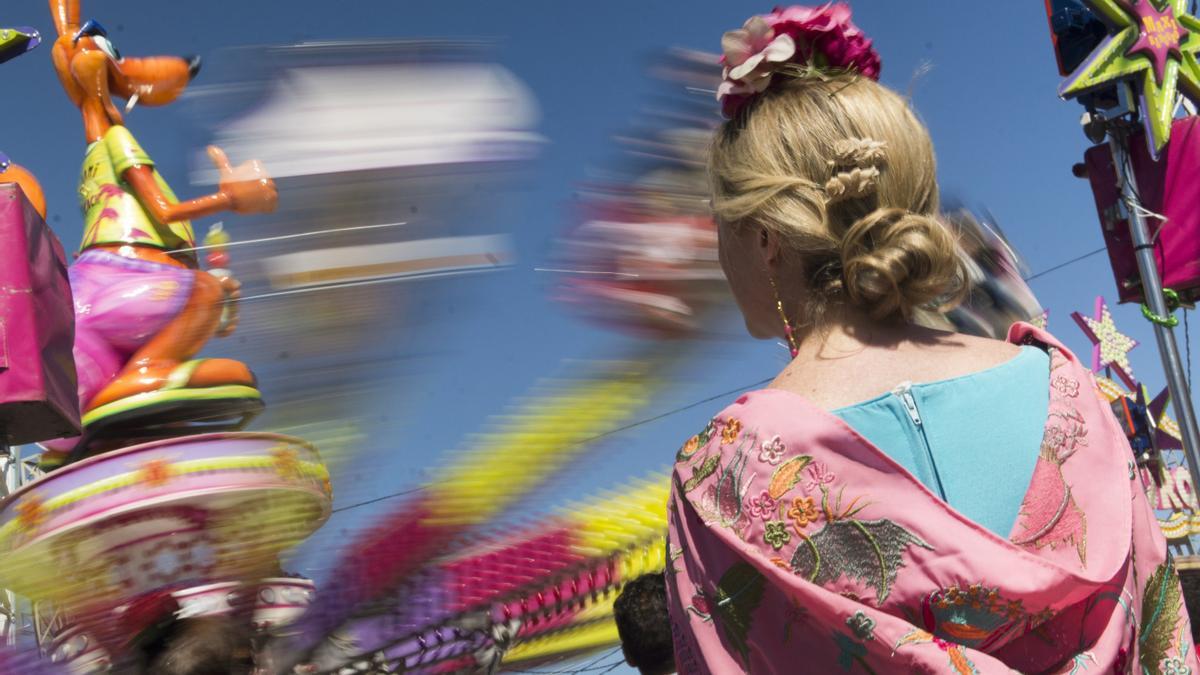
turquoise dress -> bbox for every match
[831,346,1049,536]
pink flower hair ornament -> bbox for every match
[718,3,881,118]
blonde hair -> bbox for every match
[709,71,965,323]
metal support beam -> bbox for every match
[1109,126,1200,499]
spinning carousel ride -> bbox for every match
[0,4,331,671]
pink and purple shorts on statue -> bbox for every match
[69,249,194,408]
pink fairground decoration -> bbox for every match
[718,3,881,118]
[0,183,79,445]
[1083,117,1200,305]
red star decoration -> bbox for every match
[1128,0,1187,84]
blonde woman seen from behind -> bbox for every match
[666,4,1196,673]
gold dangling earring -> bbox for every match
[769,276,799,358]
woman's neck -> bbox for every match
[789,306,921,364]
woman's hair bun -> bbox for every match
[839,207,965,319]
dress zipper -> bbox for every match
[897,383,922,426]
[893,383,947,499]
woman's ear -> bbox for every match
[759,227,784,267]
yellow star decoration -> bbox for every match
[1086,307,1138,372]
[1073,298,1138,387]
[137,458,174,487]
[1086,306,1138,372]
[271,446,302,479]
[1148,387,1185,449]
[1060,0,1200,157]
[1094,375,1133,402]
[1159,411,1183,440]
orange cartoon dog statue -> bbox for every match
[40,0,277,467]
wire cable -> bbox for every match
[328,376,772,515]
[1023,247,1107,283]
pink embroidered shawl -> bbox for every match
[666,325,1197,674]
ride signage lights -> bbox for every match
[1059,0,1200,157]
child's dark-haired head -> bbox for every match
[613,573,675,675]
[137,616,252,675]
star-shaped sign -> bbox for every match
[1149,387,1185,449]
[1095,374,1132,402]
[1072,296,1138,388]
[1060,0,1200,157]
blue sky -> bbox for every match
[3,1,1196,670]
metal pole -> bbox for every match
[0,441,8,498]
[1109,129,1200,493]
[0,440,13,647]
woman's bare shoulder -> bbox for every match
[925,330,1024,362]
[882,330,1027,385]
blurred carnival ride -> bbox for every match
[180,38,534,468]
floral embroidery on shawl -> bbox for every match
[668,544,684,575]
[677,434,702,462]
[715,441,753,527]
[688,562,765,669]
[894,629,979,674]
[1141,557,1188,675]
[804,460,837,492]
[688,435,757,539]
[763,520,790,550]
[1010,350,1090,566]
[1065,651,1097,674]
[682,455,719,493]
[767,455,813,499]
[846,610,877,641]
[1161,653,1193,675]
[787,495,821,530]
[721,417,743,445]
[758,435,787,465]
[789,487,932,605]
[667,327,1199,673]
[678,417,774,543]
[833,631,875,672]
[745,490,777,520]
[919,583,1051,651]
[678,418,719,462]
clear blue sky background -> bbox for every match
[3,1,1197,671]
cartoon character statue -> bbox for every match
[40,0,278,465]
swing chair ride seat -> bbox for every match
[0,432,330,649]
[45,576,317,671]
